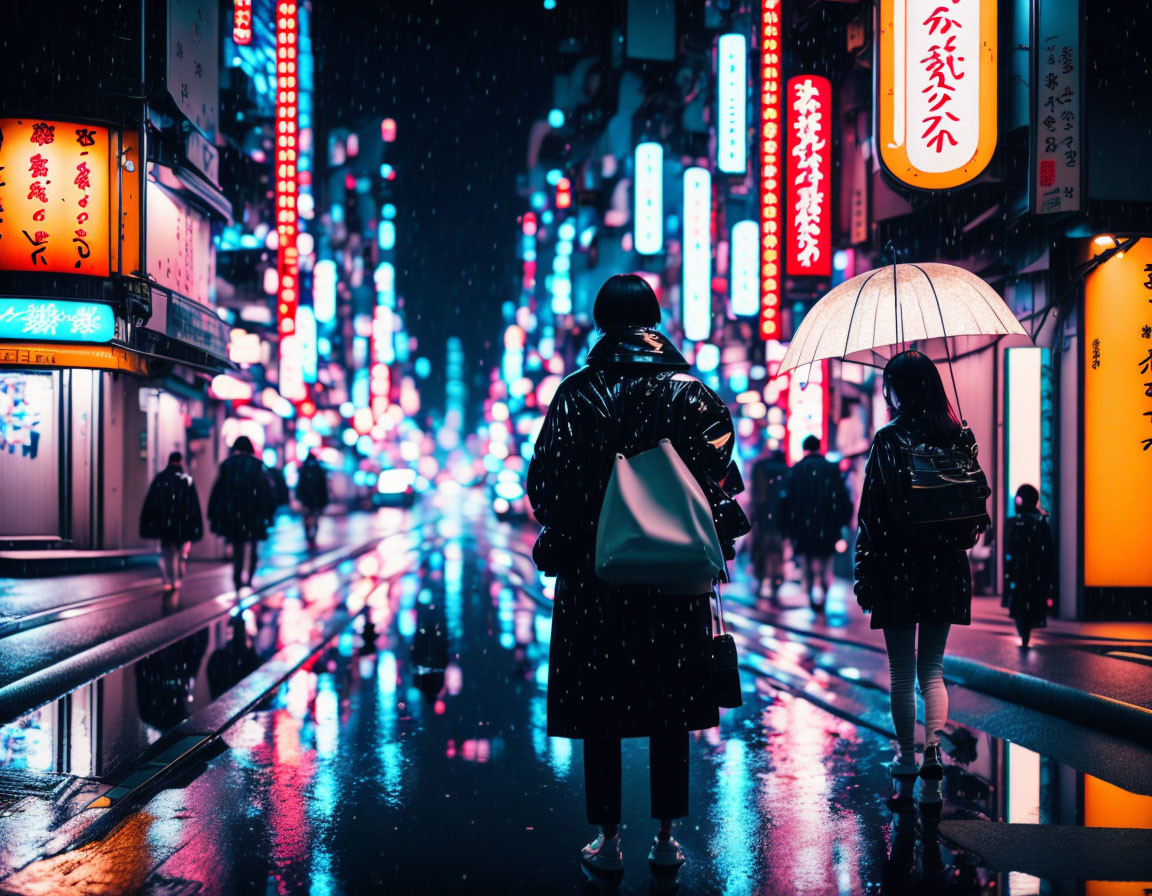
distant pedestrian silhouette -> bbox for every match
[527,274,749,879]
[854,350,989,798]
[140,451,203,592]
[779,435,852,610]
[208,436,276,591]
[1003,484,1055,648]
[296,451,329,549]
[749,447,789,602]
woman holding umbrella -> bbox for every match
[854,350,988,786]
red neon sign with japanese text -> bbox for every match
[759,0,782,340]
[785,75,831,277]
[233,0,252,45]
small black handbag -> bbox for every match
[710,587,742,709]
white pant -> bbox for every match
[159,541,186,586]
[882,623,951,757]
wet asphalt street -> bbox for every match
[1,491,1150,895]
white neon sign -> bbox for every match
[682,167,712,342]
[730,220,759,317]
[717,34,747,174]
[634,142,663,255]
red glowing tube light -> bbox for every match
[759,0,782,340]
[275,1,299,340]
[233,0,252,45]
[556,177,572,210]
[785,75,832,277]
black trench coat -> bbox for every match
[207,452,276,542]
[1003,510,1055,628]
[139,465,203,543]
[527,326,750,739]
[854,416,984,630]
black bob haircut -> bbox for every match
[593,274,662,332]
[802,435,821,452]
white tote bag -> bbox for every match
[594,439,724,595]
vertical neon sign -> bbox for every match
[682,167,712,342]
[759,0,782,340]
[276,1,303,399]
[730,220,760,317]
[717,34,748,174]
[785,75,831,277]
[233,0,252,45]
[634,142,663,255]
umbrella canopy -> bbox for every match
[778,262,1029,376]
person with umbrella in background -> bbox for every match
[779,435,852,611]
[140,451,203,591]
[296,450,329,549]
[208,436,276,592]
[1003,484,1056,649]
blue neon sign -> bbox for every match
[0,299,115,343]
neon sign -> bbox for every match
[682,167,712,342]
[0,299,114,343]
[0,120,111,277]
[786,75,831,277]
[717,34,747,174]
[634,143,663,255]
[759,0,782,339]
[233,0,252,44]
[877,0,998,190]
[730,221,759,317]
[312,259,336,323]
[275,1,302,398]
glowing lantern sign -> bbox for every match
[877,0,998,190]
[716,34,747,174]
[759,0,783,339]
[786,76,831,277]
[233,0,252,45]
[275,2,303,398]
[0,119,111,277]
[681,167,712,342]
[730,221,759,317]
[634,143,663,255]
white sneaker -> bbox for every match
[648,835,686,872]
[581,833,624,877]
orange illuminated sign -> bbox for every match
[877,0,997,190]
[1083,239,1152,587]
[0,119,111,276]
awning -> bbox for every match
[0,341,150,376]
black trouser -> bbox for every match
[583,733,690,825]
[230,539,258,588]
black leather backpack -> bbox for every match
[895,430,991,550]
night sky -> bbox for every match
[314,0,560,407]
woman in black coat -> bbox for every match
[1004,484,1055,648]
[140,450,203,591]
[208,436,276,591]
[527,274,749,876]
[854,350,989,788]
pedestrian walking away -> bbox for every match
[780,434,853,610]
[527,274,750,881]
[139,450,204,591]
[854,350,990,803]
[207,436,277,592]
[748,447,789,602]
[296,450,330,548]
[1004,483,1056,649]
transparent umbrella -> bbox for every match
[778,262,1029,377]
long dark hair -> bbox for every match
[882,350,962,443]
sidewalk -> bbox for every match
[0,509,405,725]
[726,577,1152,745]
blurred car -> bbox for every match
[491,469,532,522]
[374,468,420,508]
